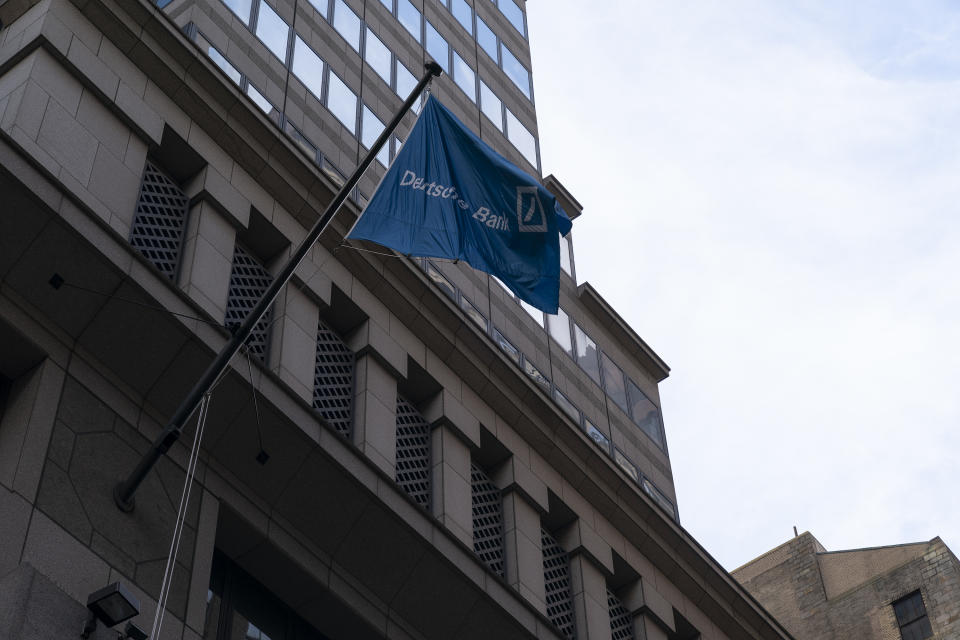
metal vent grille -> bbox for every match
[313,319,354,437]
[542,529,576,640]
[225,244,273,361]
[395,396,431,509]
[608,589,634,640]
[129,160,189,279]
[471,463,504,576]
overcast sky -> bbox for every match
[526,0,960,570]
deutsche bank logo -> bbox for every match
[516,186,547,232]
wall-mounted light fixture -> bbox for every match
[80,582,141,638]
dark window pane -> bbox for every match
[459,295,487,330]
[452,0,472,33]
[553,388,580,423]
[626,379,663,448]
[398,0,421,42]
[524,359,549,390]
[476,16,497,61]
[547,307,572,356]
[584,420,610,453]
[494,329,520,365]
[600,352,628,412]
[425,21,448,72]
[614,449,639,483]
[426,261,457,300]
[573,323,601,384]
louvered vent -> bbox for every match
[225,243,273,361]
[608,589,634,640]
[313,319,354,436]
[395,396,431,509]
[542,529,576,640]
[129,160,189,279]
[471,463,504,576]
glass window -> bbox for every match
[398,0,422,42]
[379,0,392,10]
[614,449,639,483]
[519,298,543,327]
[200,37,242,85]
[222,0,252,22]
[284,121,318,160]
[307,0,327,18]
[292,36,325,100]
[333,0,361,51]
[553,388,580,423]
[642,478,676,519]
[426,261,457,300]
[547,307,572,356]
[459,295,488,331]
[600,352,628,413]
[493,328,520,365]
[524,359,549,390]
[326,70,358,133]
[452,52,476,102]
[585,420,611,453]
[255,1,289,62]
[476,17,497,61]
[425,21,448,72]
[391,135,402,160]
[626,379,664,448]
[395,59,416,98]
[573,324,601,384]
[364,28,392,85]
[246,83,273,114]
[452,0,473,33]
[500,43,530,98]
[498,0,525,36]
[361,106,390,166]
[894,591,933,640]
[505,109,537,168]
[560,235,571,274]
[479,80,503,131]
[321,157,346,187]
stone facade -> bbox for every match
[733,532,960,640]
[0,1,794,640]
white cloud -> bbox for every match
[528,0,960,569]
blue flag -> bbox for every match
[347,95,572,314]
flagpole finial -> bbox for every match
[425,61,443,78]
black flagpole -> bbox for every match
[114,61,443,511]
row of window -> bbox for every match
[377,0,532,101]
[216,0,539,170]
[422,259,677,520]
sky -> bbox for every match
[525,0,960,571]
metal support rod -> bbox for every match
[114,61,443,511]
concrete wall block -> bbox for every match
[116,81,164,145]
[493,457,549,513]
[185,165,250,229]
[185,490,219,634]
[569,555,613,640]
[423,389,480,448]
[430,426,472,547]
[352,354,397,477]
[21,509,111,604]
[348,320,407,391]
[273,312,319,403]
[1,360,65,502]
[87,144,140,229]
[0,487,32,576]
[559,521,613,576]
[641,581,675,633]
[75,88,128,159]
[97,37,148,97]
[187,120,233,180]
[48,0,102,53]
[2,80,47,142]
[29,48,81,115]
[178,208,235,320]
[66,35,119,100]
[38,97,97,185]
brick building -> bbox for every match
[0,0,794,639]
[733,532,960,640]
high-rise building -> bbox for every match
[0,1,792,639]
[733,532,960,640]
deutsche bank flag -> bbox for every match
[347,95,572,314]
